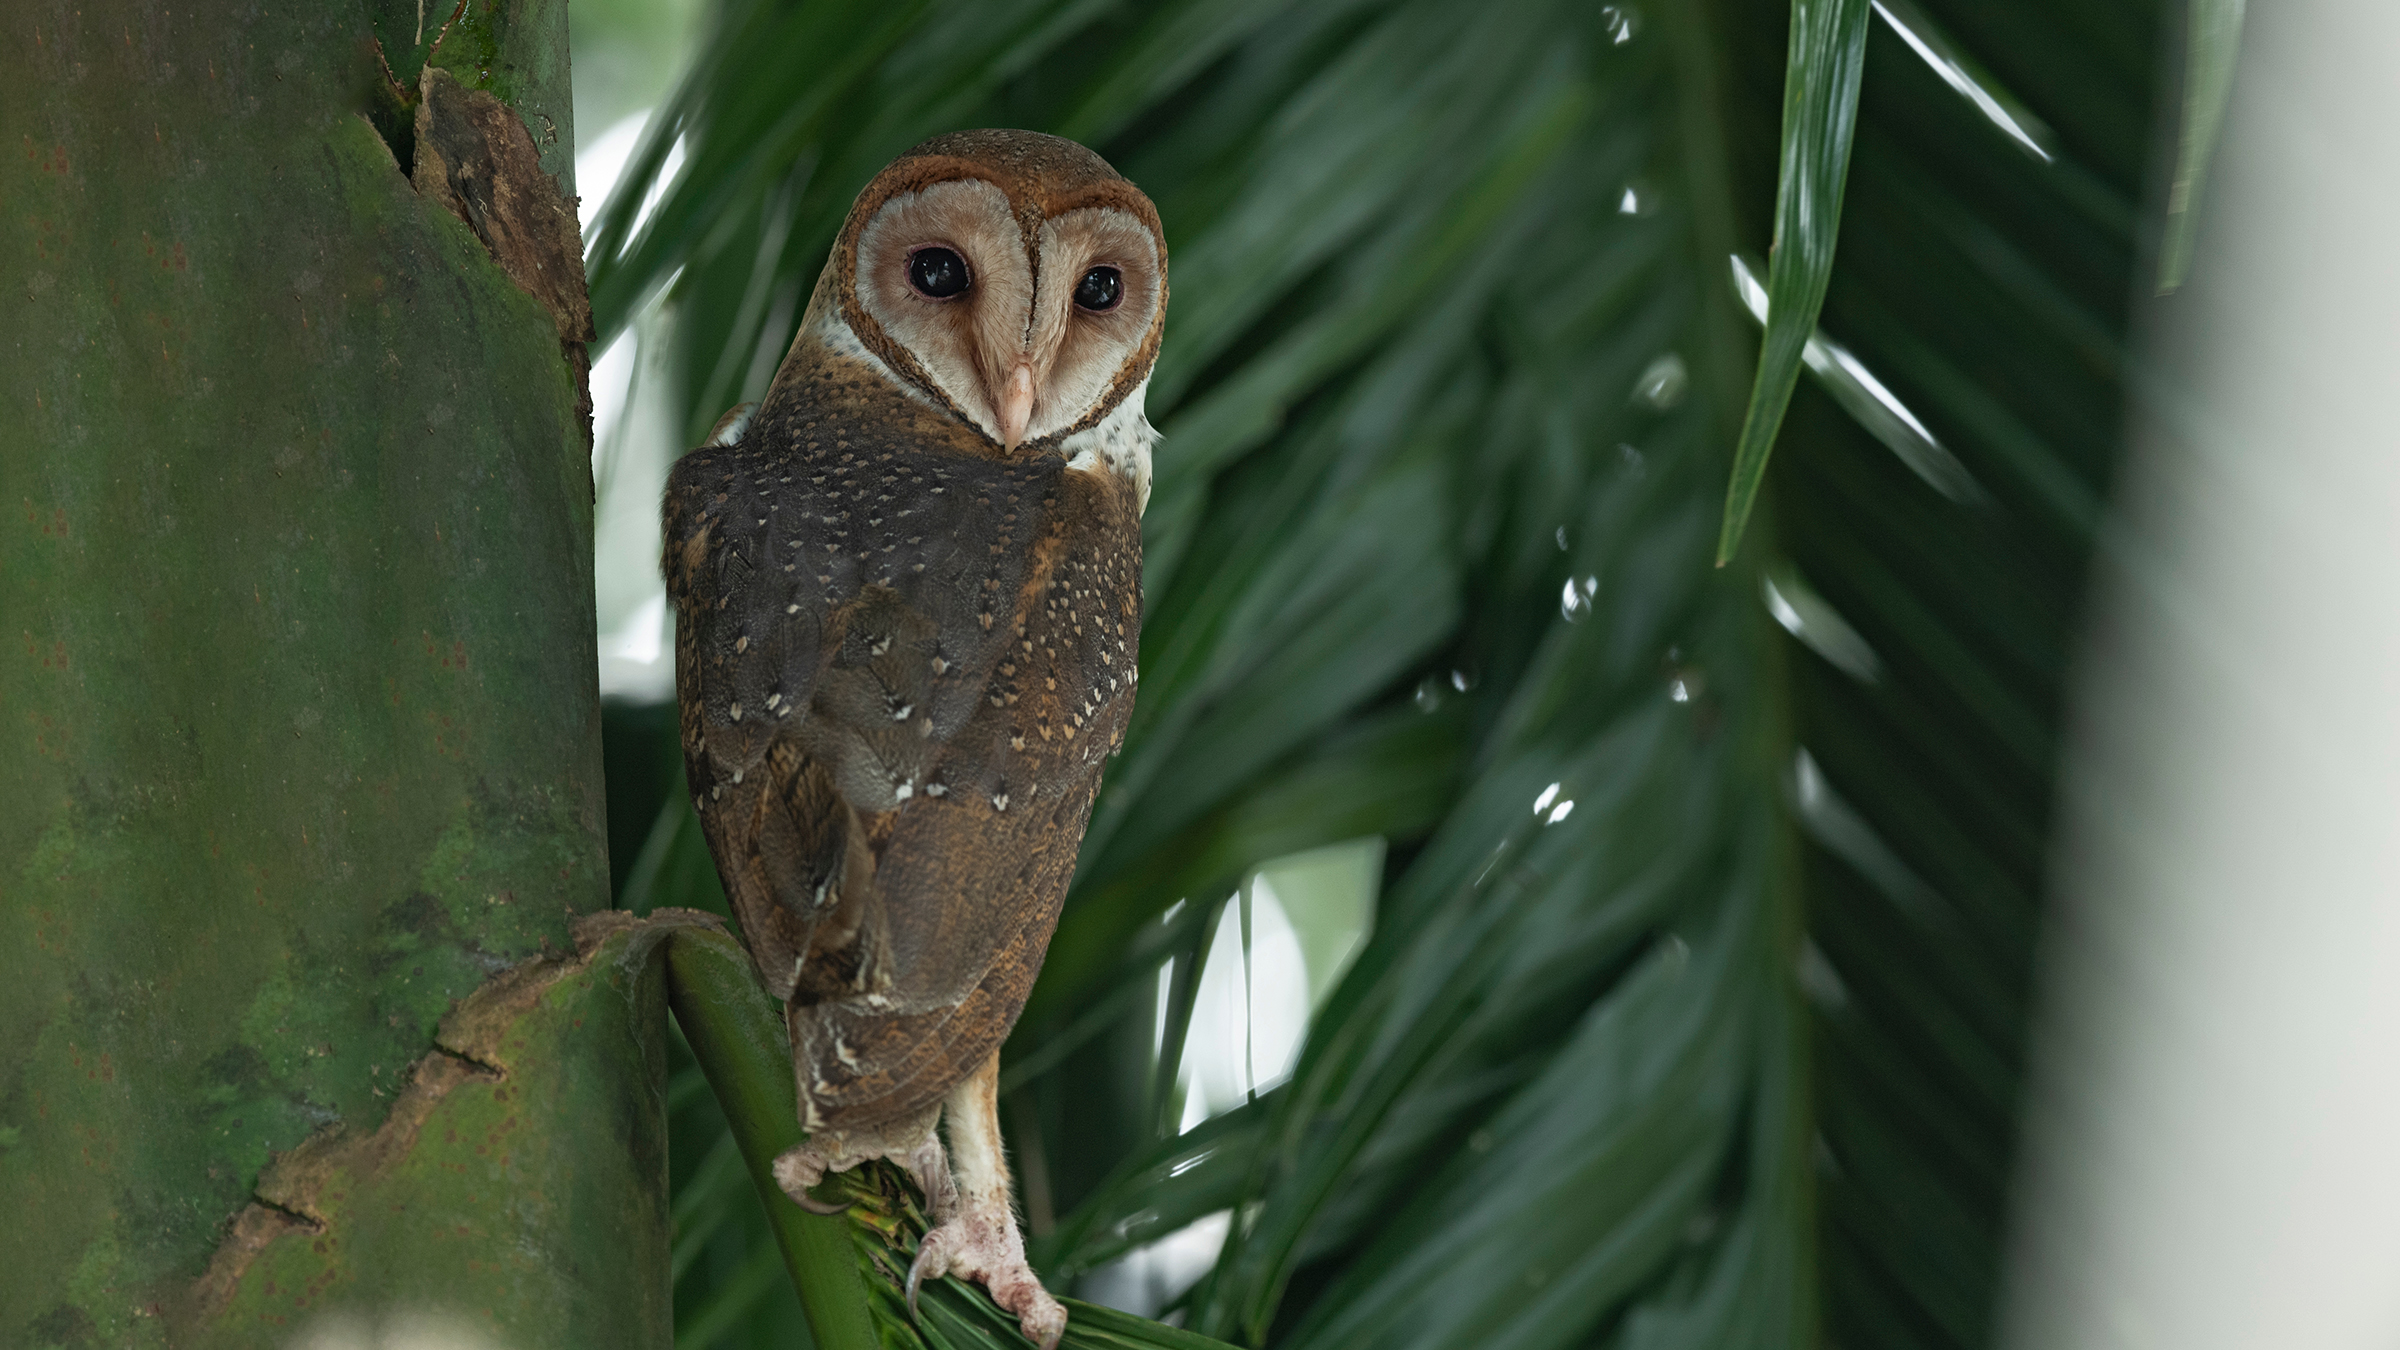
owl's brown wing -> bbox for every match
[663,374,1142,1136]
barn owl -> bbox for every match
[661,129,1165,1349]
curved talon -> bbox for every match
[904,1247,932,1320]
[901,1135,958,1224]
[793,1186,854,1215]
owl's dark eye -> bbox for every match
[909,247,971,299]
[1073,266,1123,312]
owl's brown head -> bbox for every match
[829,129,1167,454]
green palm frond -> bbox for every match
[587,1,2165,1346]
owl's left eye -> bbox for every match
[1073,266,1123,312]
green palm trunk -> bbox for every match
[0,3,668,1345]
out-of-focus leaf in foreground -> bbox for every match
[2157,0,2245,292]
[589,0,2164,1346]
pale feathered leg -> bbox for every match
[906,1052,1066,1350]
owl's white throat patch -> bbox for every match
[1060,379,1157,515]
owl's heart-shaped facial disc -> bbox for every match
[838,131,1167,454]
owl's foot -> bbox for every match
[772,1129,954,1217]
[906,1202,1067,1350]
[770,1141,854,1214]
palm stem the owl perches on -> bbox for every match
[661,129,1167,1350]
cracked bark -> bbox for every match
[181,913,720,1337]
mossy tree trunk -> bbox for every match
[0,3,672,1346]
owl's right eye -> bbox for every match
[909,247,971,299]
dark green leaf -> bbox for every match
[1716,0,1874,564]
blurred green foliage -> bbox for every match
[580,0,2164,1345]
[570,0,709,141]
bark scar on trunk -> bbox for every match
[180,908,725,1323]
[410,64,595,348]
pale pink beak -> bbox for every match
[996,361,1036,450]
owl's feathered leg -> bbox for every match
[906,1051,1067,1350]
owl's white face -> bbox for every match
[853,178,1163,450]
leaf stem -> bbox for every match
[665,926,881,1350]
